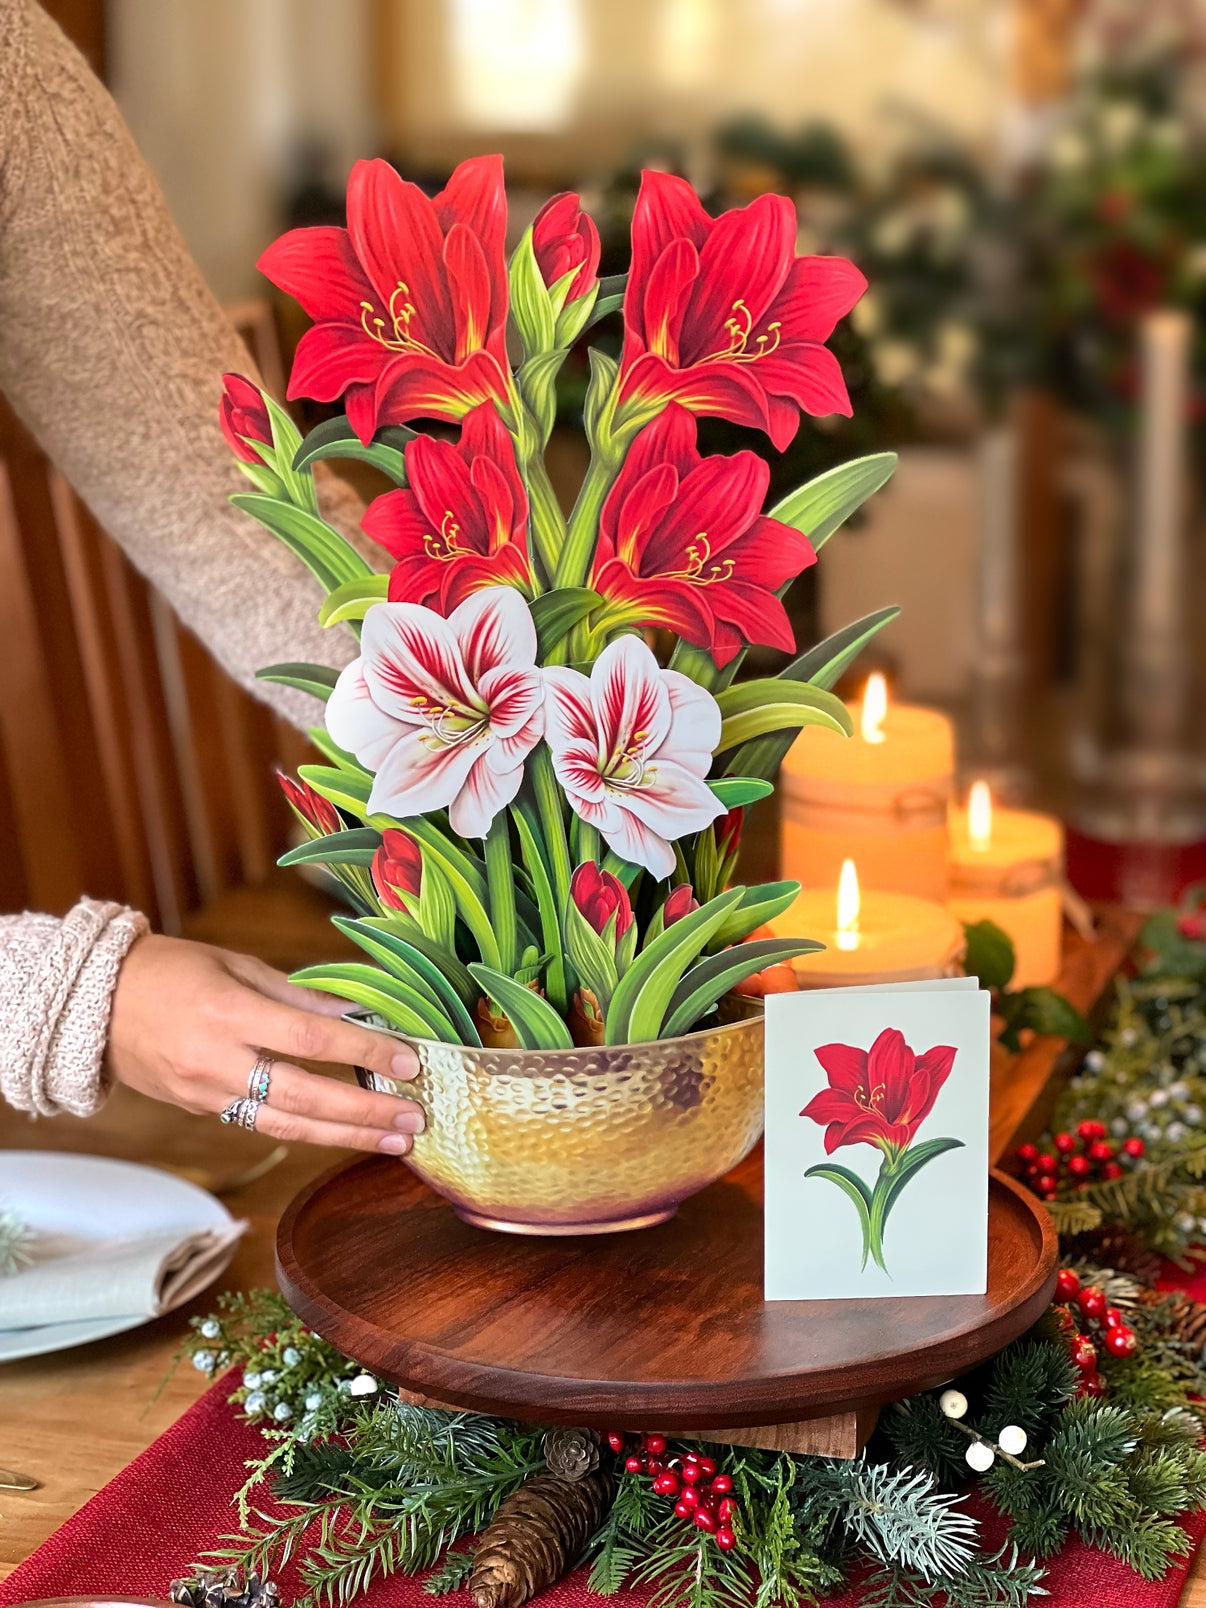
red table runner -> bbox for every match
[2,1373,1204,1608]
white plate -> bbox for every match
[0,1151,233,1363]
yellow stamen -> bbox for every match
[702,299,783,365]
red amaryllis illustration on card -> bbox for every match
[800,1026,962,1273]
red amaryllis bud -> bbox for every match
[717,807,744,855]
[220,372,273,465]
[532,192,601,301]
[570,861,634,938]
[663,884,700,927]
[277,771,340,835]
[372,828,423,911]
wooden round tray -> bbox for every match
[277,1152,1056,1430]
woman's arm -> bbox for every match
[0,0,375,734]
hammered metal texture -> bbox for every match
[361,1014,765,1233]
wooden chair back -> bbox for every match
[0,302,313,932]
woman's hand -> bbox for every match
[106,935,423,1153]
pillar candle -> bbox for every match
[769,859,965,988]
[948,782,1064,988]
[779,674,955,900]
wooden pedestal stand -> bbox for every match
[276,906,1141,1459]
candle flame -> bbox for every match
[836,858,860,950]
[968,779,993,852]
[861,672,887,744]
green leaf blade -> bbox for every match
[769,452,898,549]
[467,965,573,1049]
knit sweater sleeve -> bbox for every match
[0,0,378,735]
[0,901,149,1117]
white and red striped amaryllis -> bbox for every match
[325,587,544,839]
[543,634,724,878]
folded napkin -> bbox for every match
[0,1220,246,1331]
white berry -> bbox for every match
[939,1389,968,1420]
[997,1425,1027,1456]
[965,1440,995,1472]
[349,1373,378,1397]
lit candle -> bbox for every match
[770,859,965,988]
[948,780,1065,987]
[779,673,955,901]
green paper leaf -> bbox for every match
[563,895,619,1014]
[305,728,372,779]
[555,281,600,346]
[256,662,340,701]
[804,1161,875,1270]
[530,588,603,662]
[230,494,374,593]
[298,764,372,820]
[605,888,743,1045]
[707,880,804,951]
[874,1137,966,1245]
[708,776,774,808]
[714,678,852,753]
[515,349,566,444]
[586,291,624,325]
[360,916,478,1008]
[417,853,458,952]
[317,574,390,627]
[467,964,573,1049]
[962,918,1017,993]
[262,394,318,513]
[331,917,481,1045]
[511,802,570,1013]
[289,962,455,1042]
[278,828,380,868]
[769,452,898,550]
[661,938,819,1038]
[508,226,556,356]
[292,416,416,484]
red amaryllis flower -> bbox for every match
[362,403,531,614]
[591,405,816,666]
[220,373,272,465]
[277,772,340,836]
[372,828,423,911]
[532,192,600,300]
[616,171,866,450]
[258,156,510,444]
[801,1027,956,1157]
[662,884,700,927]
[570,861,634,939]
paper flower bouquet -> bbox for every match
[222,157,897,1228]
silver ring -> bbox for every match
[219,1097,262,1131]
[247,1053,274,1103]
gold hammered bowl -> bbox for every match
[355,1010,765,1234]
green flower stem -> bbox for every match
[484,815,519,976]
[523,451,566,594]
[530,745,572,912]
[577,821,601,866]
[554,455,618,594]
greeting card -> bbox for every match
[764,981,990,1300]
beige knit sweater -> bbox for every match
[0,0,376,1119]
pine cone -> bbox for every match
[1137,1289,1206,1353]
[1063,1224,1163,1287]
[170,1573,280,1608]
[543,1426,601,1480]
[469,1468,614,1608]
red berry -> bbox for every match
[1067,1154,1091,1177]
[1078,1120,1106,1141]
[645,1434,667,1456]
[1054,1132,1076,1154]
[698,1456,717,1477]
[681,1462,703,1485]
[711,1474,733,1495]
[625,1455,643,1473]
[684,1452,700,1463]
[653,1473,680,1497]
[1078,1286,1107,1320]
[1053,1304,1076,1335]
[1017,1143,1038,1163]
[1103,1162,1123,1180]
[1055,1268,1081,1301]
[647,1461,666,1479]
[718,1497,737,1521]
[1122,1137,1145,1159]
[716,1526,736,1551]
[1036,1153,1057,1175]
[694,1508,717,1534]
[678,1486,700,1510]
[1089,1141,1114,1163]
[1105,1307,1124,1328]
[674,1499,692,1518]
[607,1432,625,1454]
[1041,1182,1059,1199]
[1104,1326,1137,1358]
[1078,1372,1107,1398]
[1072,1336,1098,1373]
